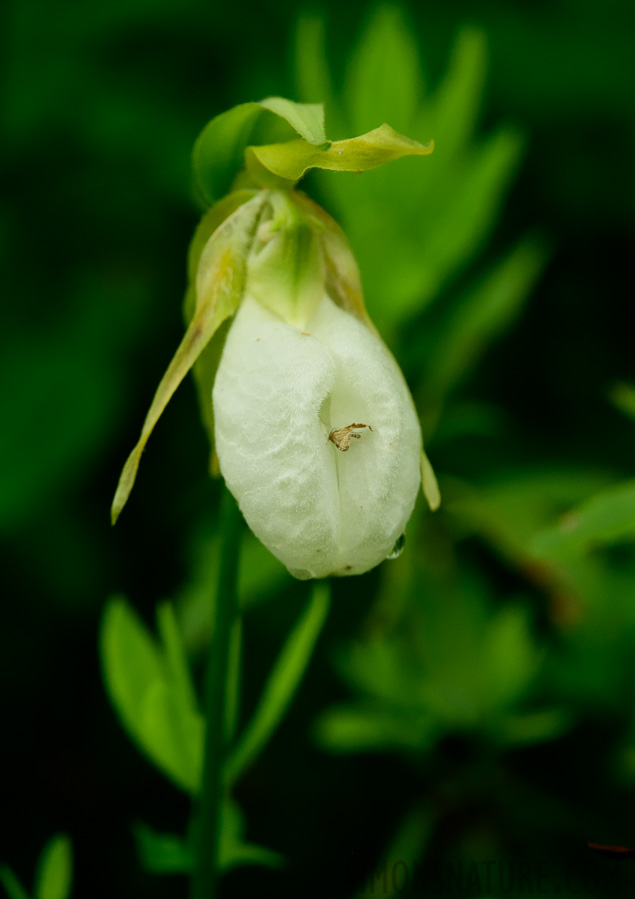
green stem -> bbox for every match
[190,488,242,899]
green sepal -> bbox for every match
[243,191,324,328]
[247,123,433,183]
[111,192,265,523]
[192,98,328,205]
[420,449,441,511]
[293,192,375,331]
[183,190,257,474]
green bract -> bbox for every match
[191,97,432,205]
[111,98,438,575]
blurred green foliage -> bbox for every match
[1,835,72,899]
[2,0,635,897]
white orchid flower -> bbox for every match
[213,291,422,579]
[111,100,439,578]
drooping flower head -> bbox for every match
[111,98,439,578]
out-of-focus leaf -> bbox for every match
[610,382,635,422]
[293,16,339,132]
[315,705,437,754]
[157,602,198,716]
[369,805,435,898]
[413,126,524,311]
[425,28,486,160]
[218,800,284,871]
[227,583,330,783]
[34,835,72,899]
[221,842,284,871]
[480,606,539,709]
[133,823,192,874]
[531,480,635,559]
[493,709,573,747]
[100,597,203,793]
[134,800,284,874]
[176,529,290,654]
[424,236,549,409]
[0,866,30,899]
[299,16,526,333]
[344,6,423,136]
[448,467,615,565]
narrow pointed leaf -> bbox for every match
[111,195,263,524]
[344,5,423,136]
[294,16,340,134]
[34,835,72,899]
[425,236,549,404]
[248,124,433,183]
[428,28,487,159]
[227,583,330,784]
[100,597,203,793]
[157,602,198,717]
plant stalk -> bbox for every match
[190,488,242,899]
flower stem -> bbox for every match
[190,488,242,899]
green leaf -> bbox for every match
[133,800,284,874]
[493,708,573,747]
[0,866,30,899]
[425,236,549,406]
[293,16,340,133]
[221,843,284,871]
[610,382,635,422]
[34,835,72,899]
[133,822,193,874]
[480,605,539,710]
[248,123,433,183]
[315,705,437,754]
[413,125,524,311]
[157,602,198,716]
[227,582,330,783]
[530,480,635,559]
[111,193,264,523]
[218,800,284,871]
[133,802,283,874]
[426,27,487,160]
[192,99,327,205]
[100,597,203,793]
[344,6,423,136]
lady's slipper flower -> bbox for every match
[111,99,439,579]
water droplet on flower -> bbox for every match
[386,533,406,560]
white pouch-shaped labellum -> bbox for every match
[212,294,422,579]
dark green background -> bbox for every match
[2,0,634,896]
